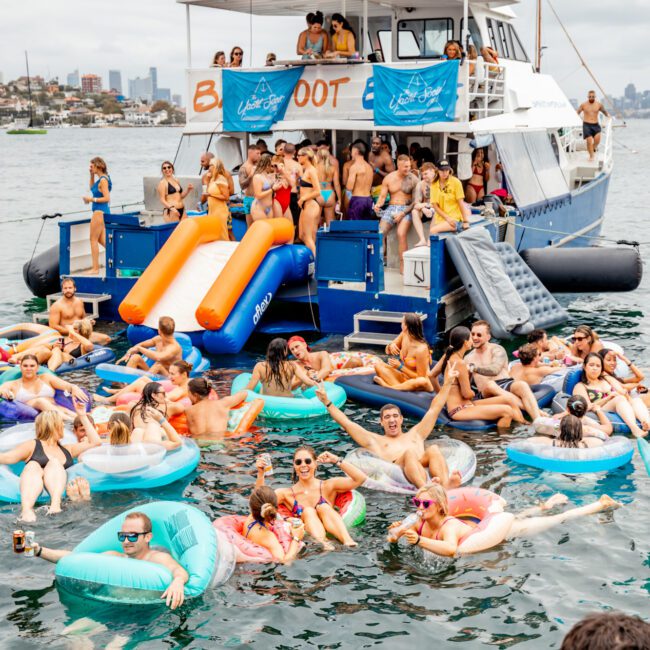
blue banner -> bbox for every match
[373,61,459,126]
[223,67,304,132]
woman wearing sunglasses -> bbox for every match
[256,446,367,549]
[130,382,184,450]
[158,161,193,222]
[229,46,244,68]
[389,483,619,557]
[563,325,603,364]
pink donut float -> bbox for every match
[213,515,293,563]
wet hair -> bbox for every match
[560,611,650,650]
[249,486,278,524]
[415,483,448,516]
[73,413,95,432]
[61,277,76,289]
[518,343,539,366]
[35,411,64,442]
[109,414,131,445]
[291,445,317,482]
[307,11,324,26]
[527,328,547,344]
[574,324,598,344]
[19,354,39,366]
[566,395,588,419]
[91,157,108,173]
[598,348,619,379]
[188,377,212,399]
[158,316,175,336]
[265,338,294,392]
[441,326,471,374]
[580,352,604,384]
[472,320,491,335]
[557,414,583,448]
[124,511,152,534]
[403,313,427,344]
[379,403,402,418]
[130,382,166,424]
[297,147,315,163]
[161,160,174,173]
[330,12,355,39]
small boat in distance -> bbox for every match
[7,52,47,135]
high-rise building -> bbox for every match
[154,88,171,102]
[149,67,158,96]
[624,83,637,102]
[67,69,80,87]
[108,70,122,94]
[81,74,103,94]
[129,76,153,102]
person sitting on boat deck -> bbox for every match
[368,136,395,201]
[256,446,367,549]
[374,155,418,273]
[288,336,334,382]
[158,160,193,223]
[297,147,322,258]
[250,155,283,222]
[0,406,100,522]
[577,90,609,162]
[429,327,523,428]
[572,352,647,438]
[211,51,226,67]
[49,277,111,345]
[229,46,244,67]
[297,11,329,59]
[184,378,248,441]
[388,482,618,557]
[325,13,356,59]
[559,324,604,364]
[34,511,188,609]
[118,316,183,377]
[345,142,375,221]
[443,40,462,60]
[465,320,541,421]
[599,347,649,407]
[527,414,605,449]
[373,313,433,392]
[428,159,471,236]
[526,328,566,362]
[561,612,650,650]
[315,377,462,489]
[0,355,89,421]
[129,382,184,450]
[465,148,490,204]
[238,144,262,221]
[411,162,437,247]
[82,157,111,275]
[510,343,563,386]
[246,338,318,398]
[316,147,340,227]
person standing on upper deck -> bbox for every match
[345,143,374,220]
[325,14,356,59]
[239,144,261,223]
[297,12,329,60]
[229,46,244,68]
[368,137,395,203]
[577,90,609,162]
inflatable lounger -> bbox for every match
[444,227,568,340]
[335,372,555,431]
[56,347,116,374]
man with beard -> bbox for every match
[368,136,394,201]
[577,91,609,161]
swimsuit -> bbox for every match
[275,185,291,213]
[320,182,334,204]
[91,175,112,214]
[28,439,73,470]
[448,403,474,418]
[494,377,514,392]
[290,481,329,516]
[583,122,601,139]
[14,381,55,404]
[586,386,610,402]
[380,204,412,225]
[245,519,267,537]
[302,33,324,59]
[347,196,375,220]
[167,181,183,195]
[243,196,255,215]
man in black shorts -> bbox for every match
[577,90,609,161]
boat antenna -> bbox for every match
[534,0,542,72]
[25,51,34,128]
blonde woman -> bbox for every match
[297,147,322,256]
[251,156,283,222]
[316,148,340,226]
[206,158,230,240]
[82,157,111,274]
[158,161,194,223]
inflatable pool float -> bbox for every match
[54,501,221,604]
[326,352,378,380]
[55,347,116,374]
[0,323,58,355]
[345,438,477,494]
[0,422,78,452]
[638,437,650,476]
[335,373,555,431]
[506,436,634,474]
[277,490,366,528]
[230,373,346,420]
[0,388,91,423]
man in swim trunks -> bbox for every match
[119,316,182,377]
[315,378,462,489]
[33,511,188,609]
[49,277,110,345]
[374,155,418,273]
[465,320,541,421]
[510,343,563,386]
[368,136,394,200]
[411,162,437,247]
[577,90,609,161]
[282,143,303,232]
[238,144,261,220]
[345,143,374,221]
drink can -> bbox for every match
[288,517,303,529]
[260,453,273,476]
[13,530,25,554]
[24,531,35,558]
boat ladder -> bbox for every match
[32,292,112,323]
[343,310,428,351]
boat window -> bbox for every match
[497,22,511,59]
[486,19,499,55]
[508,25,529,62]
[459,17,484,50]
[397,18,454,58]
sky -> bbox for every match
[0,0,645,104]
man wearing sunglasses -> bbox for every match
[315,373,462,489]
[33,512,189,610]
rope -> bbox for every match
[24,214,50,285]
[0,201,144,226]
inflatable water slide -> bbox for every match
[119,216,313,353]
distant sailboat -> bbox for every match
[7,52,47,135]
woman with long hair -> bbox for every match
[107,411,132,445]
[206,158,230,240]
[296,11,329,59]
[82,157,112,274]
[599,348,650,414]
[465,148,490,204]
[326,13,356,58]
[246,338,317,397]
[129,382,183,449]
[250,155,283,222]
[229,46,244,67]
[316,148,340,227]
[297,147,322,257]
[564,325,603,363]
[271,155,293,221]
[211,51,226,67]
[374,313,433,392]
[256,446,367,549]
[158,160,194,223]
[527,414,604,449]
[428,326,522,428]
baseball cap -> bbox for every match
[437,159,451,170]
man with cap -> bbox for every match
[429,159,471,235]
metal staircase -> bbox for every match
[32,292,112,323]
[344,310,427,350]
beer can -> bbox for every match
[24,531,35,558]
[13,530,25,554]
[260,453,274,476]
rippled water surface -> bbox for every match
[0,125,648,649]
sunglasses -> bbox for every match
[117,531,150,542]
[234,52,243,56]
[572,336,587,342]
[412,497,435,509]
[294,458,313,466]
[162,166,173,170]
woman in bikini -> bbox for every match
[0,405,100,521]
[297,147,322,257]
[374,313,434,392]
[158,161,194,222]
[429,326,523,428]
[83,157,111,274]
[129,382,184,450]
[250,156,283,222]
[256,446,366,549]
[573,353,647,437]
[316,148,340,227]
[241,486,305,564]
[599,348,650,412]
[206,157,230,241]
[0,355,89,421]
[388,482,618,557]
[465,148,490,204]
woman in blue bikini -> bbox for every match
[256,446,366,549]
[82,157,111,274]
[316,147,340,227]
[250,156,282,222]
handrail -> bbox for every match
[467,59,507,120]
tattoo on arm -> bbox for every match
[474,346,508,376]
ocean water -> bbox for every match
[0,125,648,649]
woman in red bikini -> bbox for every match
[271,155,294,222]
[465,148,489,204]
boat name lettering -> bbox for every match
[193,80,223,112]
[293,77,350,109]
[253,293,273,325]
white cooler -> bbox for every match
[403,247,430,287]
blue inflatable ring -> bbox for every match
[231,373,346,420]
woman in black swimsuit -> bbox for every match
[296,148,322,257]
[157,161,194,222]
[0,404,101,522]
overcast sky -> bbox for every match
[0,0,644,103]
